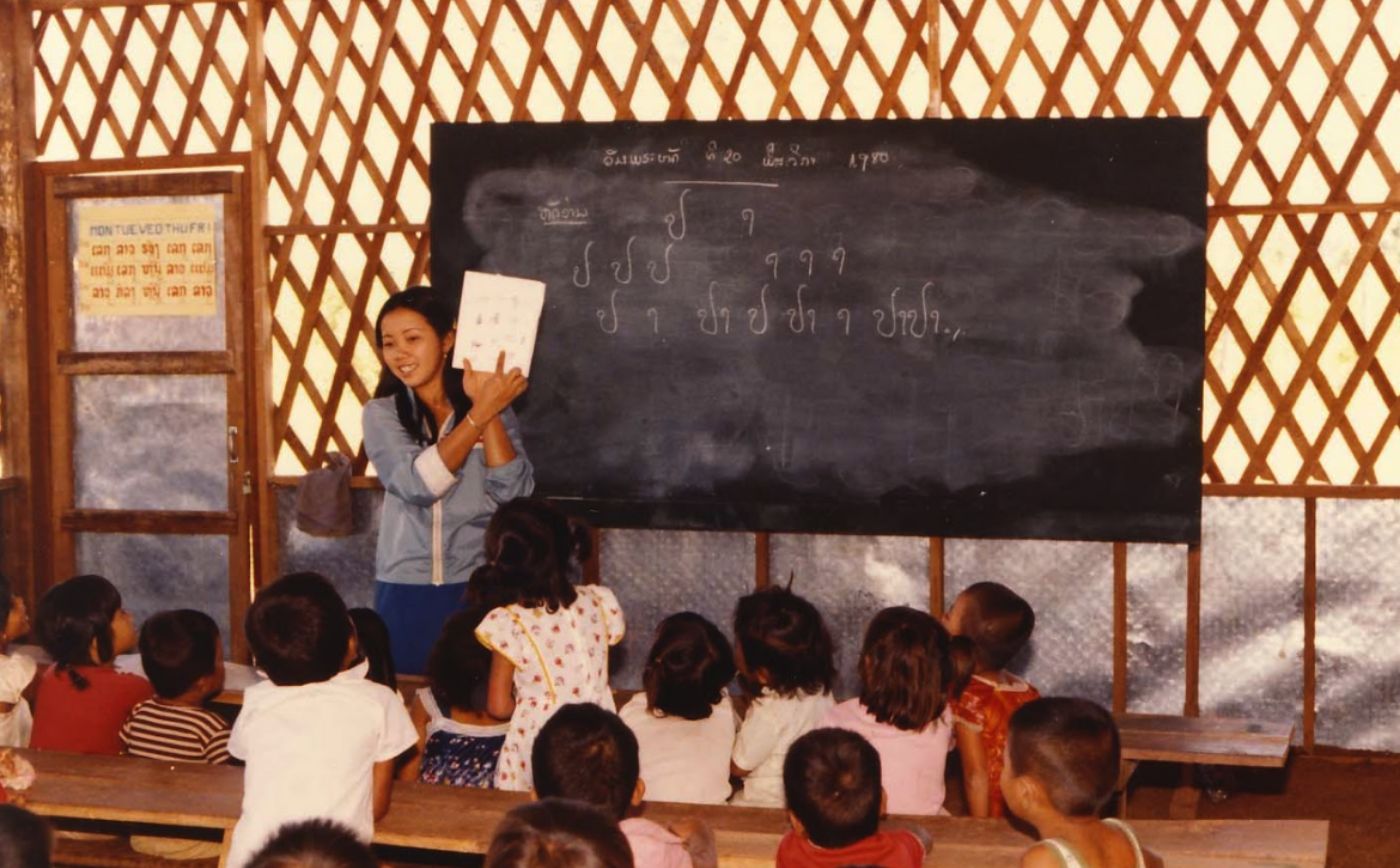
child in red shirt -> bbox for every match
[944,581,1039,817]
[777,728,929,868]
[31,574,149,754]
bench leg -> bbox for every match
[1116,759,1139,818]
[1168,765,1202,820]
[218,829,233,868]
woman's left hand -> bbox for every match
[463,350,529,420]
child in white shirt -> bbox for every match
[0,574,35,747]
[225,572,416,868]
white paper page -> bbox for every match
[453,270,547,377]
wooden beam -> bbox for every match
[1303,497,1317,751]
[1185,543,1201,717]
[56,351,235,376]
[61,509,239,535]
[1113,541,1128,714]
[754,531,770,589]
[928,536,945,616]
[1203,483,1400,499]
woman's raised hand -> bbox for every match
[462,350,529,420]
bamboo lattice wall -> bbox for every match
[21,0,1400,485]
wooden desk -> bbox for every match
[18,750,1327,867]
[1115,713,1294,819]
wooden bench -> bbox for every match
[1115,714,1294,819]
[18,749,1327,867]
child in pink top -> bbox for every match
[821,606,971,815]
[30,574,149,755]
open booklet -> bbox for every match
[452,270,546,377]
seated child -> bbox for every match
[120,609,231,763]
[821,606,971,815]
[1002,698,1162,868]
[348,607,397,691]
[0,574,36,747]
[944,581,1039,817]
[245,818,378,868]
[224,572,416,868]
[399,608,508,787]
[486,798,633,868]
[618,612,736,804]
[729,586,835,808]
[533,703,715,868]
[778,728,929,868]
[31,575,150,754]
[0,804,52,868]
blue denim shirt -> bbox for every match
[362,397,534,586]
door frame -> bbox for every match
[32,161,263,662]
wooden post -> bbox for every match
[1184,543,1201,717]
[1113,541,1128,714]
[928,537,945,616]
[754,532,770,589]
[1303,498,1317,751]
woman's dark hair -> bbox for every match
[246,818,378,868]
[957,581,1036,673]
[733,586,834,698]
[35,574,123,690]
[468,498,589,613]
[858,607,973,732]
[373,285,472,445]
[486,798,633,868]
[139,609,221,700]
[427,608,493,713]
[1007,697,1120,817]
[245,572,351,686]
[0,804,52,868]
[642,612,735,720]
[348,607,397,691]
[0,573,14,633]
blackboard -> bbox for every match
[430,118,1206,543]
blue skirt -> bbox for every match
[374,580,468,675]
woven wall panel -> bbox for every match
[30,2,251,160]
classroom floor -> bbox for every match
[947,751,1400,867]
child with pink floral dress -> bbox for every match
[473,498,624,791]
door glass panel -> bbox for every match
[73,374,228,511]
[67,195,228,352]
[74,533,231,651]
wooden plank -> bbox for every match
[51,170,238,198]
[56,351,235,376]
[1117,714,1293,739]
[60,509,239,535]
[928,537,944,616]
[754,531,770,589]
[1203,483,1400,499]
[1184,543,1200,717]
[19,750,1327,866]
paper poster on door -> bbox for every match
[75,203,219,317]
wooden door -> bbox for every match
[39,171,253,660]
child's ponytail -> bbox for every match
[947,634,977,699]
[35,574,123,691]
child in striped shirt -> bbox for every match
[120,609,230,764]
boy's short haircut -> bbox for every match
[245,818,377,868]
[783,728,882,850]
[1007,697,1120,817]
[642,612,736,720]
[140,609,221,699]
[531,703,639,820]
[486,798,633,868]
[0,804,52,868]
[733,586,834,697]
[245,572,350,686]
[961,582,1035,671]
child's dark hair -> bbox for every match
[427,608,492,713]
[373,286,472,446]
[348,607,397,690]
[245,818,378,868]
[245,572,351,687]
[860,606,973,731]
[733,586,834,697]
[531,703,638,821]
[486,798,633,868]
[1008,697,1120,817]
[958,581,1035,672]
[469,498,589,613]
[34,574,122,690]
[0,804,52,868]
[783,728,882,850]
[139,609,220,699]
[642,612,735,720]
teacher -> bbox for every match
[362,286,533,674]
